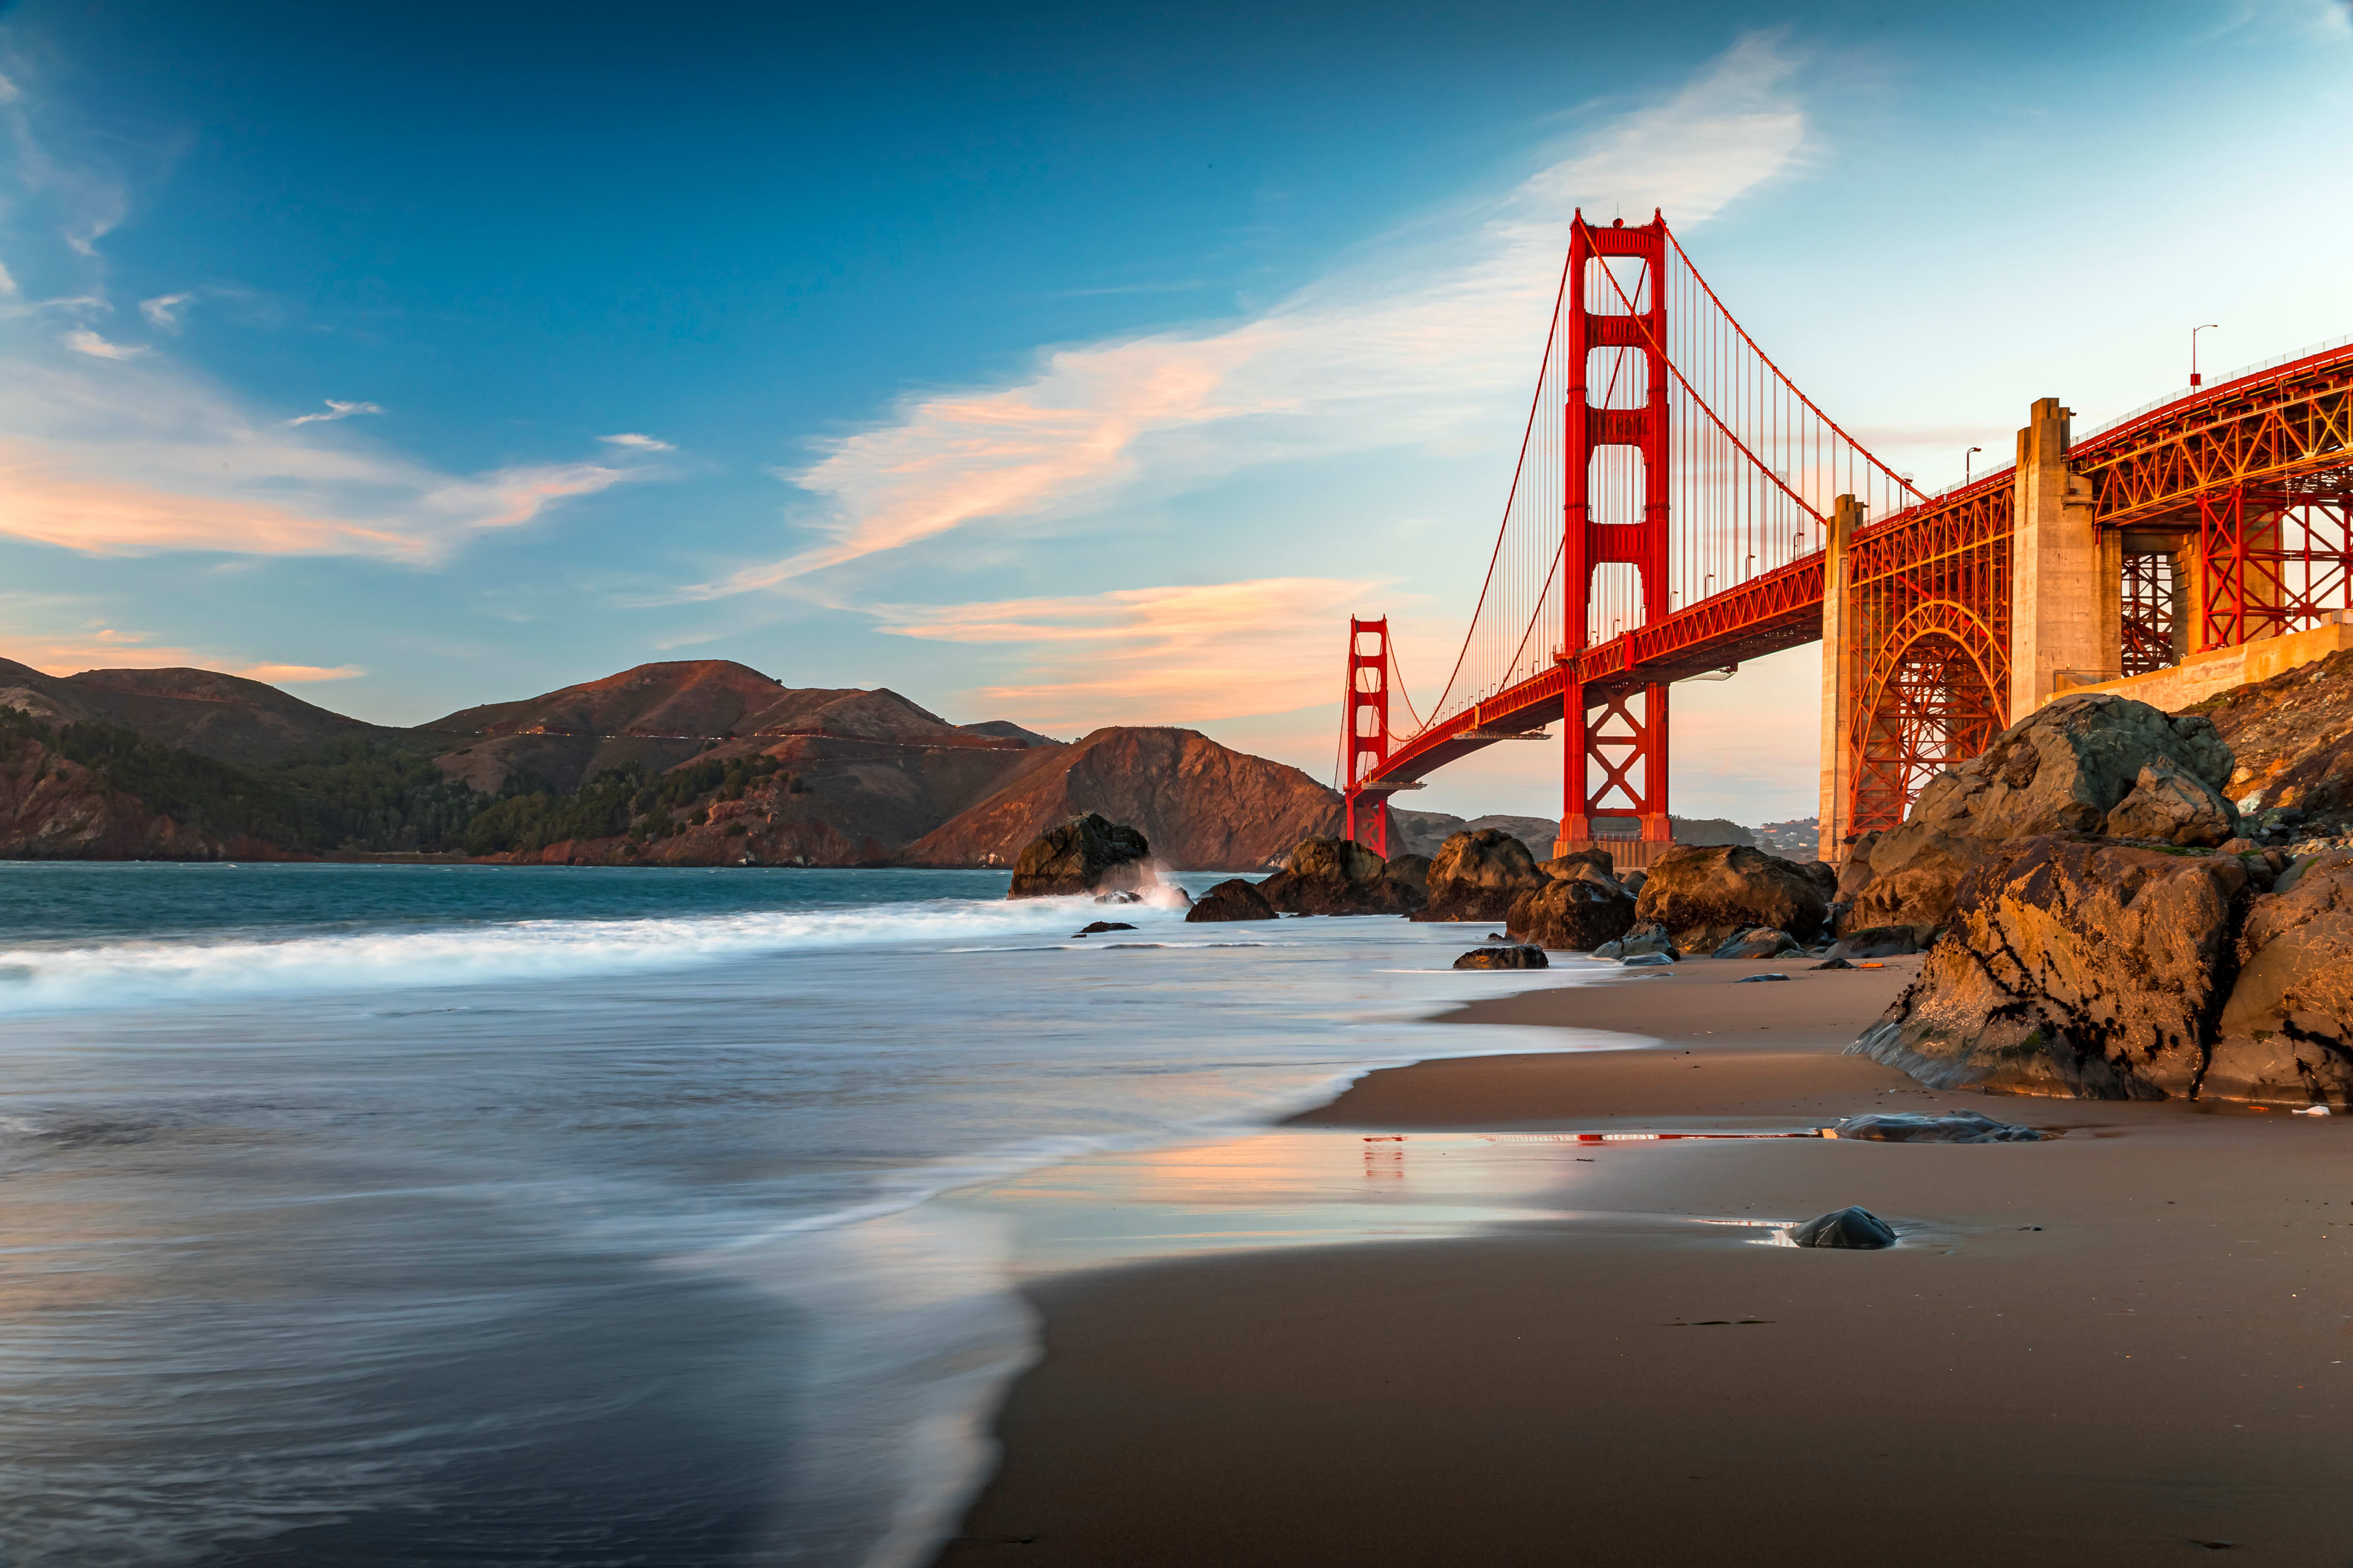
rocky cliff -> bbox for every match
[902,727,1344,870]
[0,729,277,859]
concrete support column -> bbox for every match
[1817,493,1860,863]
[2009,397,2115,719]
[2169,541,2193,663]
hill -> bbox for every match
[0,658,407,764]
[901,727,1344,871]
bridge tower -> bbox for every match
[1342,616,1394,855]
[1555,212,1672,858]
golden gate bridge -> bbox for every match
[1339,210,2353,867]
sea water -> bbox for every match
[0,863,1605,1567]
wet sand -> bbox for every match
[937,959,2353,1566]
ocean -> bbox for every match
[0,863,1605,1567]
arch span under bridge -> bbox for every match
[1340,211,2353,865]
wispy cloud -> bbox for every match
[285,398,383,426]
[62,327,144,359]
[0,620,367,684]
[681,35,1805,598]
[598,431,674,452]
[138,291,194,330]
[235,662,366,684]
[874,576,1399,730]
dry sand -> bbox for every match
[937,959,2353,1566]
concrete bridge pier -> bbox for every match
[2008,396,2117,719]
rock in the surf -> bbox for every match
[1412,829,1547,923]
[1453,943,1549,971]
[1850,835,2251,1099]
[1635,845,1829,955]
[1257,837,1426,916]
[1185,877,1278,924]
[1506,874,1636,952]
[1073,919,1137,936]
[1790,1207,1897,1249]
[1829,1109,2043,1143]
[1008,812,1152,899]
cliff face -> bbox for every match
[902,727,1344,871]
[0,732,274,859]
[2190,645,2353,823]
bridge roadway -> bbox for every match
[1360,336,2353,825]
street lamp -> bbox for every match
[2191,323,2219,388]
[1965,445,1983,483]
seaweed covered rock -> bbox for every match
[1184,878,1278,924]
[1843,694,2237,939]
[1257,837,1425,916]
[1007,812,1152,899]
[1410,829,1546,923]
[2204,850,2353,1105]
[1634,845,1829,955]
[1829,1109,2043,1143]
[1506,876,1636,952]
[1850,836,2252,1099]
[1453,944,1548,971]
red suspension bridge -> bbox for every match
[1340,211,2353,866]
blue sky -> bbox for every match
[1,0,2347,821]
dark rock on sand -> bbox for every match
[1813,957,1856,970]
[1636,845,1830,955]
[2204,849,2353,1105]
[1185,878,1278,924]
[1850,835,2253,1099]
[1621,952,1674,968]
[1825,925,1917,961]
[1507,876,1637,952]
[1453,944,1549,971]
[1842,694,2237,940]
[1830,1109,2043,1143]
[1733,973,1791,983]
[1790,1207,1897,1249]
[1412,830,1546,923]
[1712,927,1801,960]
[1009,812,1152,899]
[1257,837,1425,916]
[1074,920,1137,936]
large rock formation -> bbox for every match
[1006,813,1152,898]
[1186,878,1278,923]
[1634,844,1830,954]
[1843,693,2237,940]
[904,727,1342,872]
[1257,837,1425,915]
[2203,850,2353,1104]
[1410,829,1547,923]
[2191,645,2353,830]
[1851,836,2254,1098]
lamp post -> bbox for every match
[2191,323,2218,388]
[1964,446,1983,484]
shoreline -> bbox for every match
[934,957,2353,1566]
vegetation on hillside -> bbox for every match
[2,708,795,856]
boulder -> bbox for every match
[1790,1207,1897,1249]
[1008,812,1152,899]
[1505,876,1637,952]
[1621,869,1647,897]
[1383,853,1432,898]
[1621,952,1674,968]
[1712,927,1801,960]
[2103,756,2239,846]
[1619,924,1676,959]
[1825,925,1917,961]
[1828,1110,2043,1143]
[1813,957,1856,970]
[1184,878,1277,923]
[1257,837,1425,916]
[1635,845,1830,954]
[1541,846,1616,880]
[1074,919,1137,936]
[1844,694,2237,938]
[1453,944,1549,971]
[1412,829,1547,923]
[2203,850,2353,1105]
[1850,836,2253,1099]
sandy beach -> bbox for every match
[938,959,2353,1565]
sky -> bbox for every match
[0,0,2347,822]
